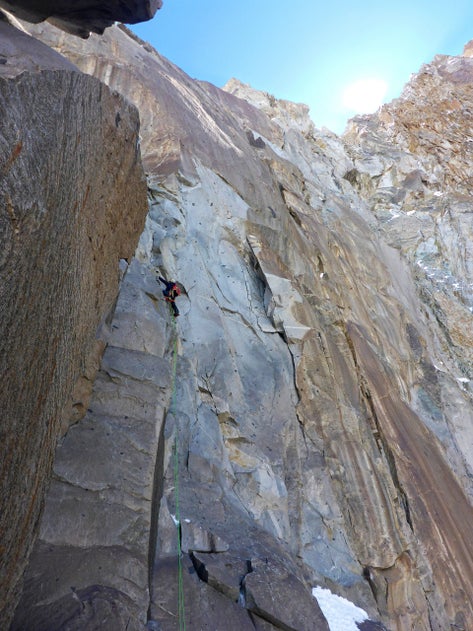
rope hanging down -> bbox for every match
[169,306,186,630]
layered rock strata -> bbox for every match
[12,20,473,631]
[0,22,147,628]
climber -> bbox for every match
[158,275,181,317]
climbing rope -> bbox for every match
[168,306,186,630]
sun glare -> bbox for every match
[342,78,388,114]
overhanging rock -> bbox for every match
[0,0,162,37]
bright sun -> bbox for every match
[342,78,388,114]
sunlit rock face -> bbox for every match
[343,51,473,494]
[13,23,473,631]
[0,20,148,628]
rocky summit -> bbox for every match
[2,8,473,631]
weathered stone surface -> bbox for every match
[0,0,162,37]
[150,556,256,631]
[16,21,285,204]
[243,558,329,631]
[11,260,173,629]
[0,24,147,628]
[181,522,229,554]
[190,551,248,601]
[14,21,473,631]
[11,545,146,631]
[0,20,77,77]
[224,77,315,136]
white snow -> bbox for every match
[312,586,368,631]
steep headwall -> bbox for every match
[11,20,473,631]
[0,21,148,627]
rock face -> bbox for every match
[0,21,148,628]
[11,260,173,631]
[9,20,473,631]
[0,0,162,37]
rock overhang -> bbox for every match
[0,0,162,37]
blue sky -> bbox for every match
[130,1,473,134]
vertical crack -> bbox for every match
[363,565,379,603]
[239,559,253,608]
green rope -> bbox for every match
[169,307,186,630]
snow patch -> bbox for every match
[312,586,368,631]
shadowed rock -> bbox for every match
[12,582,144,631]
[10,260,172,630]
[0,20,77,77]
[243,558,329,631]
[0,23,147,627]
[0,0,162,37]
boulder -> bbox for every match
[243,558,329,631]
[149,556,257,631]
